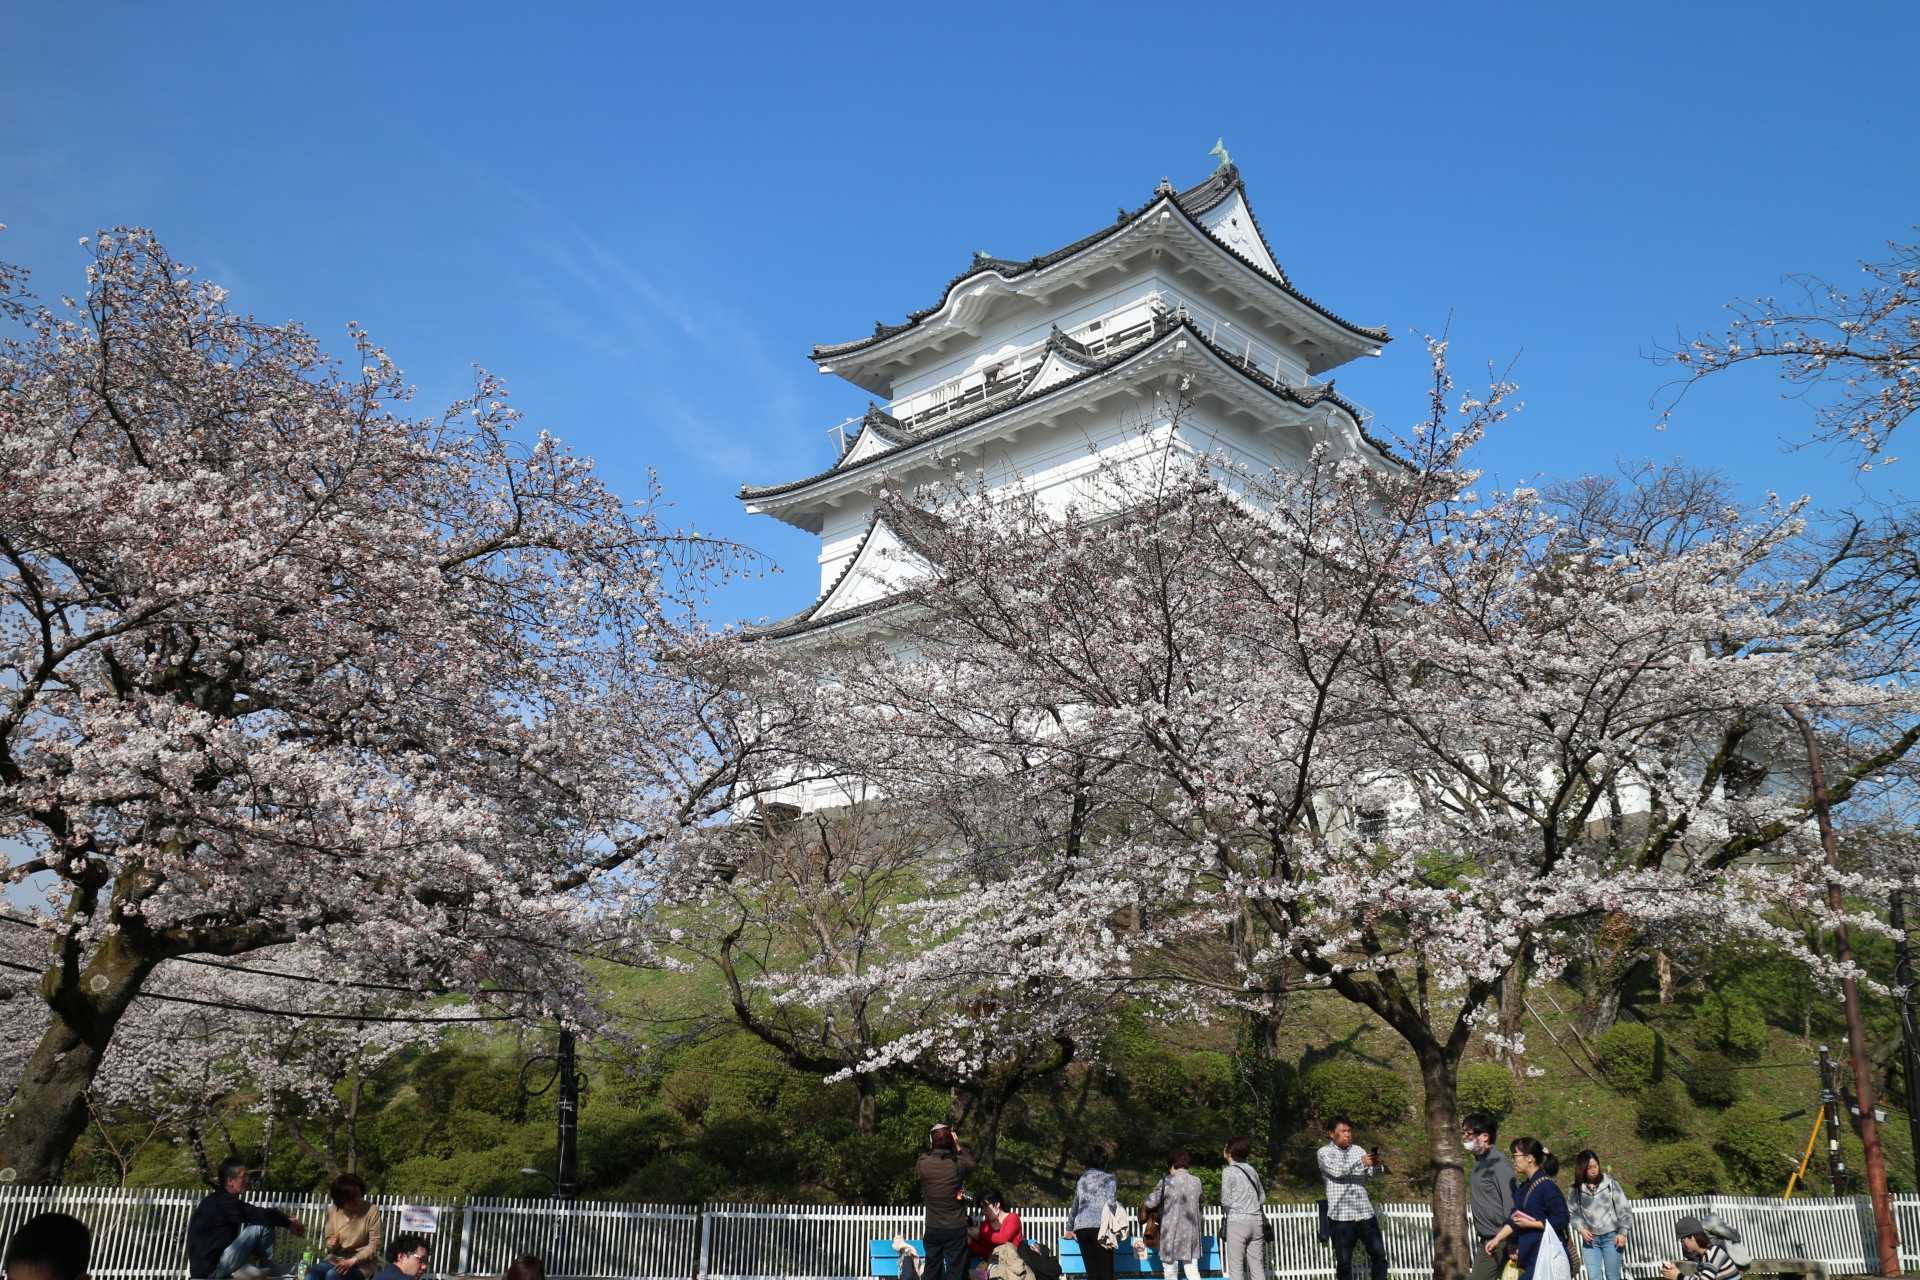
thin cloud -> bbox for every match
[509,191,821,482]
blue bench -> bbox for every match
[1057,1234,1223,1277]
[871,1238,924,1277]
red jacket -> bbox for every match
[969,1211,1023,1259]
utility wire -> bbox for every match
[0,958,517,1025]
[0,911,529,999]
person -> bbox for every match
[1143,1151,1204,1280]
[305,1174,382,1280]
[1221,1135,1269,1280]
[1567,1151,1631,1280]
[1316,1119,1385,1280]
[187,1157,305,1280]
[1461,1112,1513,1280]
[368,1236,431,1280]
[916,1123,979,1280]
[4,1212,91,1280]
[1659,1217,1740,1280]
[967,1191,1028,1280]
[1486,1138,1568,1280]
[501,1256,546,1280]
[1068,1144,1119,1280]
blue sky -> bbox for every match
[5,2,1917,624]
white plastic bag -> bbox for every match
[1533,1226,1574,1280]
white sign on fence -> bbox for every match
[398,1206,440,1235]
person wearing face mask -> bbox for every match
[1460,1113,1513,1280]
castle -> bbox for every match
[739,164,1392,644]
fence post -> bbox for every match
[696,1205,712,1280]
[457,1201,474,1277]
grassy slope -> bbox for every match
[982,983,1916,1207]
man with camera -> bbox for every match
[1317,1117,1386,1280]
[916,1123,978,1280]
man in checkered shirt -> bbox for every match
[1317,1116,1386,1280]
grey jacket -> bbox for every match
[1145,1169,1205,1263]
[1221,1159,1268,1220]
[1568,1174,1632,1238]
[1469,1148,1515,1239]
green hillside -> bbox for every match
[72,935,1917,1207]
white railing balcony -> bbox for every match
[824,293,1331,454]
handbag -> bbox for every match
[1018,1240,1063,1280]
[1315,1198,1332,1247]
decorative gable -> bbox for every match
[815,516,933,620]
[838,422,897,467]
[1194,187,1282,281]
[1025,348,1087,396]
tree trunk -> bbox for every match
[1789,707,1900,1274]
[975,1093,1006,1169]
[0,938,157,1185]
[1242,1009,1288,1170]
[1418,1049,1471,1280]
[855,1073,877,1137]
[346,1060,364,1175]
[1499,957,1529,1078]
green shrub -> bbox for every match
[1636,1076,1692,1140]
[1700,992,1768,1060]
[1687,1051,1743,1107]
[1631,1140,1723,1197]
[1300,1060,1408,1128]
[1456,1063,1516,1119]
[1715,1100,1793,1193]
[1595,1022,1661,1092]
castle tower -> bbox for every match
[740,165,1390,640]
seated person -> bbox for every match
[369,1235,431,1280]
[4,1212,92,1280]
[967,1193,1029,1280]
[306,1175,381,1280]
[187,1157,305,1280]
[1660,1216,1740,1280]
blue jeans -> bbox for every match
[306,1264,366,1280]
[1582,1235,1623,1280]
[214,1225,276,1279]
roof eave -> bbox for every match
[810,192,1385,388]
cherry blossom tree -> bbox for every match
[1657,232,1920,467]
[665,797,1101,1163]
[765,352,1920,1279]
[0,230,766,1182]
[71,953,436,1184]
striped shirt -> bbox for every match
[1693,1244,1741,1280]
[1317,1142,1380,1222]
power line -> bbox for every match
[0,958,517,1025]
[0,911,529,999]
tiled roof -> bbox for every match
[744,312,1389,505]
[810,166,1388,363]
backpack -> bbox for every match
[1697,1212,1753,1269]
[1018,1240,1063,1280]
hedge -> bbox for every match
[1300,1060,1409,1128]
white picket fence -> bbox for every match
[0,1187,1916,1280]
